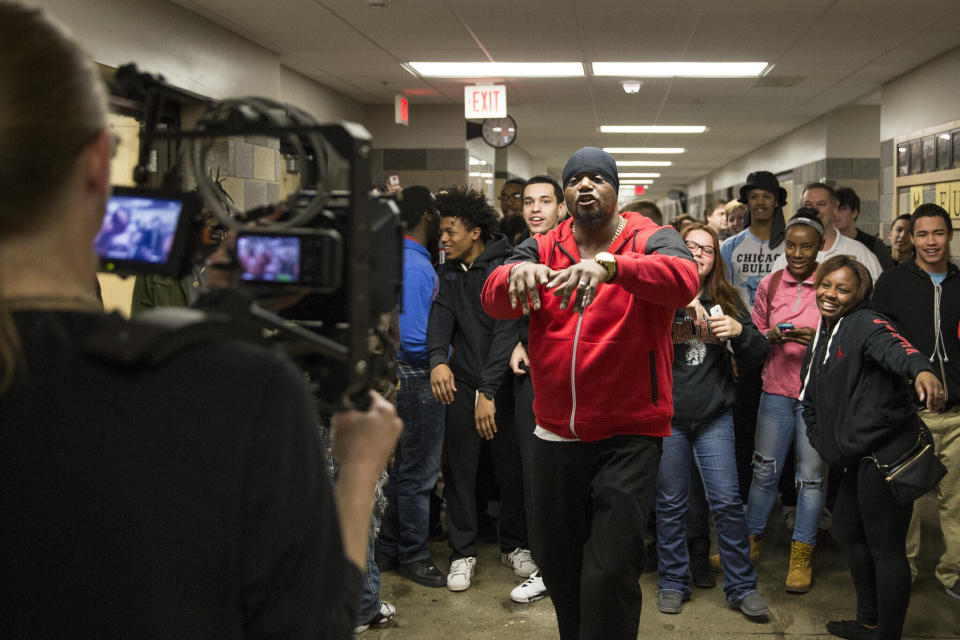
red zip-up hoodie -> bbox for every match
[481,212,698,441]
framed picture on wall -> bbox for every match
[897,143,910,176]
[910,140,923,174]
[953,130,960,169]
[937,132,952,170]
[923,136,936,173]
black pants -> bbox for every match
[443,381,526,558]
[531,434,661,640]
[831,431,915,640]
[514,373,537,534]
[733,367,762,503]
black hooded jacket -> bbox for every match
[800,308,935,469]
[870,259,959,408]
[427,233,519,396]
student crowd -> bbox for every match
[377,155,958,640]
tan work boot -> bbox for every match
[709,534,763,571]
[785,540,814,593]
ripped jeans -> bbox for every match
[745,392,827,546]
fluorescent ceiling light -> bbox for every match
[593,62,767,77]
[407,62,584,77]
[616,160,672,167]
[601,125,706,134]
[604,147,685,154]
[619,172,660,178]
[469,172,493,178]
[619,180,654,186]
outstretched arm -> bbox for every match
[482,236,547,318]
[611,227,699,309]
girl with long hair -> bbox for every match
[655,224,770,619]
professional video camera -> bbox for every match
[96,65,403,409]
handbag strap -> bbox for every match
[870,428,928,471]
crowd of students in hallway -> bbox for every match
[374,164,958,640]
[5,5,956,640]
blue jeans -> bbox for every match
[358,525,381,624]
[377,365,445,563]
[656,411,757,602]
[317,421,384,626]
[745,392,827,546]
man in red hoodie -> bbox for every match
[482,147,699,640]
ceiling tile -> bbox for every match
[164,0,960,194]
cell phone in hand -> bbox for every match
[777,322,794,332]
[709,304,723,318]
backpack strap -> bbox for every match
[767,268,785,305]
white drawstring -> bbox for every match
[798,316,843,402]
[822,317,843,366]
[930,283,950,402]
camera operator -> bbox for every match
[0,4,400,638]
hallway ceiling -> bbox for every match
[171,0,960,197]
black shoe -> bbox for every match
[825,619,877,639]
[374,547,398,572]
[399,558,446,588]
[689,538,716,589]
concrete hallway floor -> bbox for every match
[370,492,959,639]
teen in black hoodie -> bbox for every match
[426,187,527,591]
[799,255,943,640]
[870,204,960,596]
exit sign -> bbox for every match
[464,84,507,119]
[634,185,646,195]
[395,95,409,126]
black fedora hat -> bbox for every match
[738,170,787,206]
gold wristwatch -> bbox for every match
[594,252,617,282]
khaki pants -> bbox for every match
[905,406,960,588]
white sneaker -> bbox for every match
[510,570,547,603]
[446,556,476,592]
[501,547,537,577]
[353,601,396,634]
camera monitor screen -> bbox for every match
[96,187,198,277]
[95,193,183,264]
[237,235,302,283]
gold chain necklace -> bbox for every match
[571,215,626,251]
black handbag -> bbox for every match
[869,426,947,507]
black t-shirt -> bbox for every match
[1,310,359,639]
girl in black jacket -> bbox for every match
[799,255,943,640]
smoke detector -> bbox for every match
[620,80,643,94]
